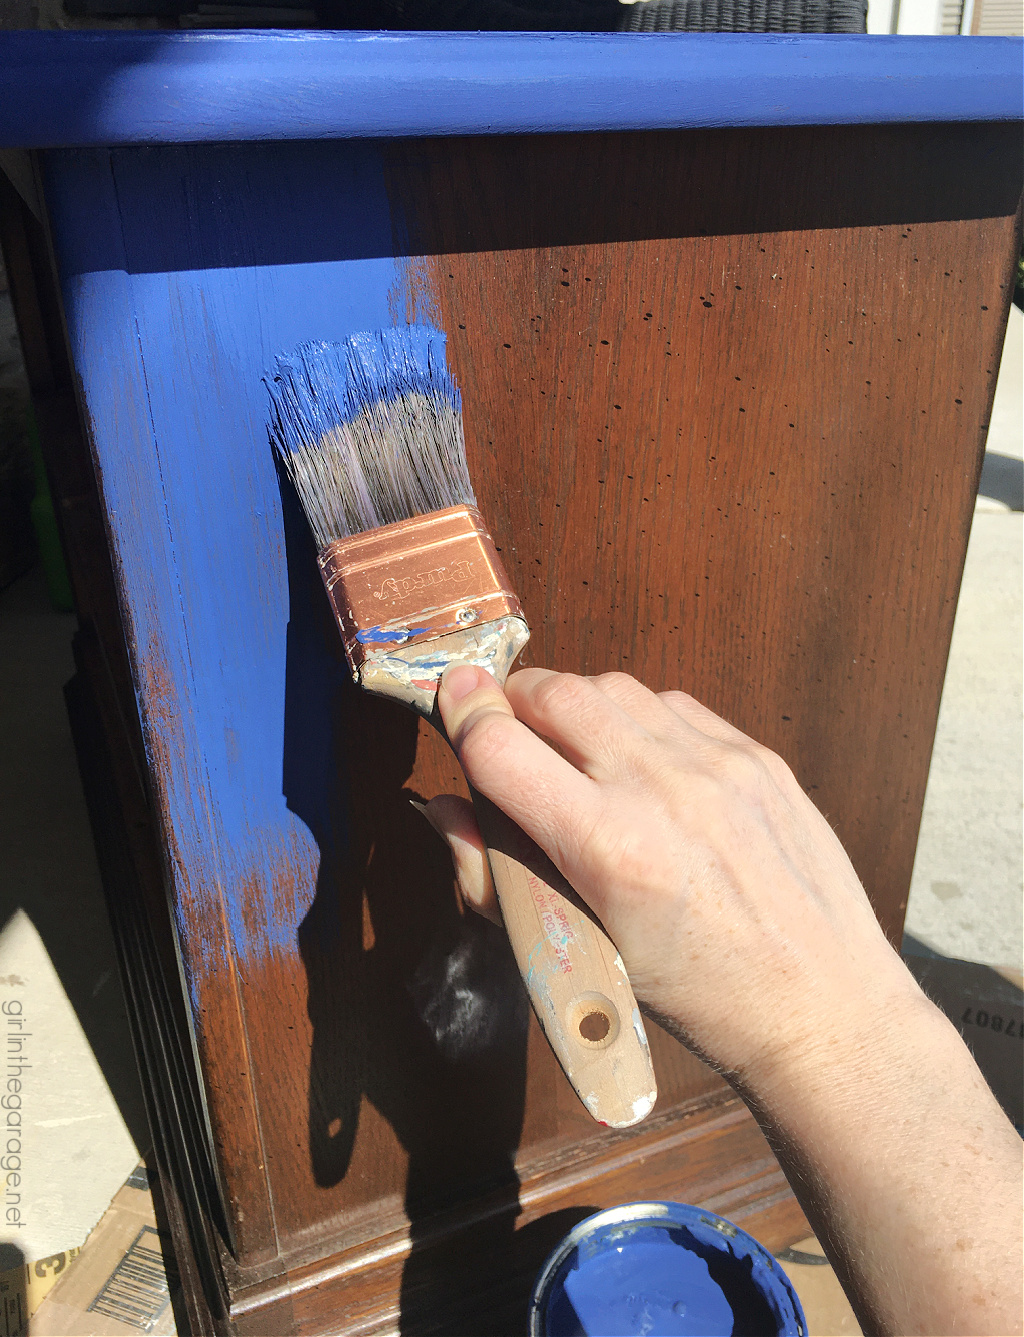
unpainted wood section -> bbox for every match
[372,123,1023,1221]
[237,1098,810,1336]
[385,125,1019,957]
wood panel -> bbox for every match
[31,120,1021,1333]
[230,1095,808,1337]
[388,122,1022,950]
[0,167,231,1333]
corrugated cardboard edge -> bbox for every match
[0,1247,81,1337]
[30,1167,176,1336]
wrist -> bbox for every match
[729,962,943,1126]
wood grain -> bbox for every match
[389,122,1022,952]
[25,118,1022,1334]
[231,1093,809,1336]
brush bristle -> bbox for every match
[266,326,476,549]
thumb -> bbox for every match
[411,794,501,926]
[436,663,516,751]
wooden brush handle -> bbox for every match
[471,792,657,1128]
[357,616,657,1127]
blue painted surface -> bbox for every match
[42,140,408,978]
[536,1204,805,1337]
[355,627,432,644]
[1,31,1021,149]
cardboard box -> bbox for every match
[29,1168,177,1336]
[0,1246,81,1337]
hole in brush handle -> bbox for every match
[568,993,620,1049]
[579,1011,611,1043]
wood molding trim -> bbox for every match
[226,1095,807,1336]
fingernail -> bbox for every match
[409,797,443,834]
[441,663,482,702]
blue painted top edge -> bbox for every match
[0,30,1021,148]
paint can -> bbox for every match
[528,1201,807,1337]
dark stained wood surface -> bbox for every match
[20,119,1022,1333]
[389,123,1021,957]
[237,1095,809,1336]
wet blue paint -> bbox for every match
[42,139,408,976]
[355,627,431,645]
[387,655,452,673]
[1,31,1021,150]
[266,327,475,544]
[563,1235,734,1336]
[533,1204,806,1337]
[268,327,461,444]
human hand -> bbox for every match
[421,664,1023,1337]
[421,663,923,1092]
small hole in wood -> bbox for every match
[569,993,620,1048]
[579,1011,611,1043]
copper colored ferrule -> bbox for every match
[318,505,524,677]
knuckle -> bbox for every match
[658,689,698,715]
[532,671,590,719]
[457,708,518,771]
[592,670,638,695]
[755,743,795,786]
[720,740,788,790]
[720,741,768,788]
[658,689,693,707]
[582,819,657,891]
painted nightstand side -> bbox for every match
[1,31,1020,1335]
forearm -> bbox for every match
[741,987,1023,1337]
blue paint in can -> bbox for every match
[530,1202,806,1337]
[562,1234,733,1334]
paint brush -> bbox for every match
[266,325,656,1128]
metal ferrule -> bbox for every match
[318,505,524,678]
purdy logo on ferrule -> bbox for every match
[317,504,524,675]
[373,560,475,603]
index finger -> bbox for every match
[437,664,602,871]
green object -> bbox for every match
[26,403,73,612]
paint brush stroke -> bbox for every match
[43,139,416,975]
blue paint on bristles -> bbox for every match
[269,326,459,448]
[266,324,476,549]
